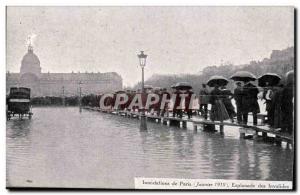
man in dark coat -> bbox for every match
[270,84,284,128]
[242,81,260,125]
[234,82,243,124]
[173,89,182,118]
[220,86,236,123]
[160,88,170,117]
[199,84,210,119]
[281,82,294,134]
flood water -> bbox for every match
[6,107,293,188]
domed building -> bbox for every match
[6,46,123,97]
[20,45,41,76]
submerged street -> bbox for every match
[6,107,293,188]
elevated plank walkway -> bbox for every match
[83,106,293,148]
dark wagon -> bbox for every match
[7,87,33,120]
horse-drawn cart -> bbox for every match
[7,87,33,120]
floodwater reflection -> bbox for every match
[6,107,293,188]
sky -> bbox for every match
[6,6,294,86]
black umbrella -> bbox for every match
[144,85,153,90]
[258,73,281,87]
[114,90,126,94]
[138,85,153,91]
[207,76,229,87]
[171,82,192,90]
[230,71,256,82]
[153,87,162,91]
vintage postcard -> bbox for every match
[6,6,295,190]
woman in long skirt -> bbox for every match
[209,85,230,122]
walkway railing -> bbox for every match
[83,106,293,149]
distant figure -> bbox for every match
[160,88,170,117]
[209,85,229,122]
[173,89,182,118]
[270,83,284,128]
[185,89,194,119]
[125,90,133,111]
[242,81,260,125]
[263,82,273,125]
[234,82,243,124]
[281,79,294,134]
[199,84,210,119]
[220,86,236,123]
[151,89,161,116]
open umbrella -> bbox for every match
[171,82,192,90]
[153,87,162,91]
[114,90,126,94]
[143,85,153,90]
[258,73,281,87]
[230,71,256,82]
[207,76,229,87]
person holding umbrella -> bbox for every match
[160,88,171,117]
[199,83,210,119]
[233,82,244,124]
[172,88,182,118]
[242,80,260,125]
[258,73,282,126]
[152,87,162,116]
[207,76,230,122]
[171,82,192,118]
[230,71,257,125]
[220,86,236,123]
[270,81,284,129]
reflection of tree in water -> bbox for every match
[237,140,263,180]
[172,130,195,159]
[138,126,175,177]
[267,147,293,181]
[205,135,240,179]
[139,126,172,156]
[170,129,198,178]
[138,125,198,178]
[237,140,293,181]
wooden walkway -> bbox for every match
[83,106,294,148]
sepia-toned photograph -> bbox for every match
[6,6,295,190]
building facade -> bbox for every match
[6,46,123,97]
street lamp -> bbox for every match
[62,86,65,106]
[78,81,82,112]
[138,51,147,131]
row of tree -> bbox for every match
[31,96,79,106]
[132,47,294,92]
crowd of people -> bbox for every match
[81,71,294,134]
[198,72,294,134]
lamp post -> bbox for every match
[138,51,147,131]
[78,81,82,112]
[62,86,65,106]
